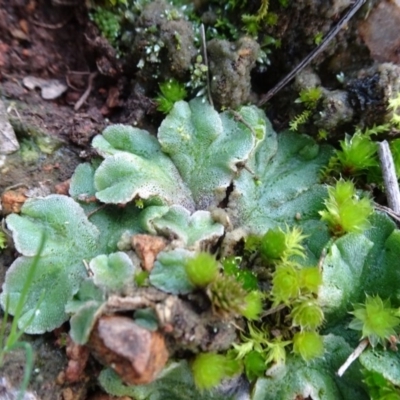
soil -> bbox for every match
[0,0,397,399]
[0,1,120,398]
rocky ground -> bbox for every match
[1,0,400,399]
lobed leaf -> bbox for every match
[140,205,224,250]
[227,131,332,235]
[149,249,196,294]
[1,195,143,333]
[158,99,264,209]
[90,252,137,291]
[92,125,194,210]
[1,195,99,333]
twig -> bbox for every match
[228,109,257,137]
[378,140,400,214]
[86,203,106,219]
[30,15,73,30]
[74,72,98,111]
[317,248,327,271]
[374,203,400,224]
[66,70,91,91]
[258,0,366,106]
[261,303,286,318]
[337,338,369,377]
[200,24,213,107]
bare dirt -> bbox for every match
[0,1,126,398]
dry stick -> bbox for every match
[200,24,213,107]
[261,303,286,318]
[258,0,366,106]
[74,72,98,111]
[337,338,369,377]
[374,202,400,224]
[378,140,400,214]
[30,14,73,30]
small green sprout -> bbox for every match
[260,228,286,260]
[314,32,323,45]
[295,87,322,109]
[232,322,300,382]
[244,234,262,253]
[241,0,278,36]
[292,331,324,361]
[242,291,263,320]
[349,295,400,347]
[185,252,219,288]
[298,267,322,294]
[90,7,121,47]
[207,274,248,317]
[319,179,373,236]
[188,55,208,96]
[289,110,311,132]
[191,352,241,390]
[388,94,400,129]
[335,132,378,176]
[290,299,324,330]
[260,225,306,262]
[243,350,266,381]
[264,337,292,366]
[317,129,329,141]
[271,264,300,305]
[156,79,187,114]
[290,87,322,132]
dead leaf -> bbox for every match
[88,315,169,385]
[55,179,71,195]
[132,234,167,271]
[9,28,29,41]
[1,187,28,214]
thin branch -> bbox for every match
[261,303,286,318]
[374,202,400,224]
[258,0,366,105]
[337,338,369,377]
[74,72,98,111]
[378,140,400,214]
[200,24,213,107]
[30,15,73,30]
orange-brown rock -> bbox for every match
[1,187,28,214]
[88,315,168,385]
[132,234,167,271]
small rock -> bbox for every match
[63,336,90,383]
[0,100,19,154]
[132,234,167,271]
[22,76,67,100]
[359,0,400,64]
[88,315,169,385]
[0,377,38,400]
[1,187,28,214]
